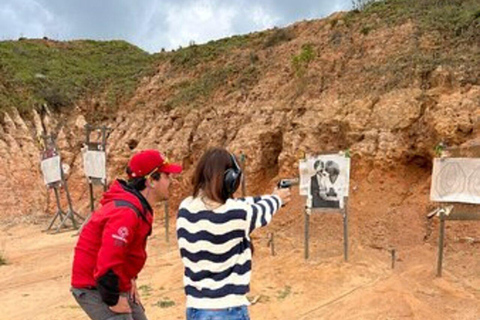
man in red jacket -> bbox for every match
[71,150,182,320]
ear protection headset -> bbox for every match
[222,153,243,200]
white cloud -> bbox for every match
[164,0,237,49]
[0,0,352,52]
[250,5,280,30]
[0,0,53,39]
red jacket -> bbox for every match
[71,180,153,299]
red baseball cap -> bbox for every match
[127,150,182,178]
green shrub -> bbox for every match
[138,284,153,297]
[291,44,316,77]
[263,28,294,48]
[330,18,339,28]
[153,298,175,308]
[277,286,292,300]
[360,25,373,35]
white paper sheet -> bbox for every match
[41,156,62,185]
[430,158,480,204]
[299,154,351,209]
[83,150,106,179]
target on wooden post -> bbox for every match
[430,145,480,277]
[300,152,351,261]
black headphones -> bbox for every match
[222,153,243,200]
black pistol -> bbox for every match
[277,178,299,189]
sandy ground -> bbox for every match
[0,207,479,320]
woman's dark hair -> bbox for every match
[192,147,237,203]
[126,167,161,191]
[325,161,340,175]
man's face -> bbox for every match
[153,172,171,201]
[315,162,324,174]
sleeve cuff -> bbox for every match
[271,195,282,208]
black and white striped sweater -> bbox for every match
[176,194,282,309]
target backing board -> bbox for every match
[430,158,480,204]
[41,155,62,185]
[82,150,106,179]
[299,154,351,209]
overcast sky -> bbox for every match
[0,0,352,53]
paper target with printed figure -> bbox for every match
[430,158,480,204]
[40,155,62,185]
[299,154,351,209]
[82,149,106,179]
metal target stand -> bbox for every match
[79,124,112,230]
[164,200,170,243]
[42,134,83,233]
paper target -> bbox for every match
[431,158,480,204]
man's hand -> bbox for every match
[130,279,143,307]
[109,295,131,314]
[273,187,291,206]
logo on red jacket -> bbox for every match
[112,226,129,246]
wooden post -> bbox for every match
[268,233,275,256]
[101,125,108,191]
[89,182,94,213]
[304,207,310,260]
[62,176,78,230]
[343,197,349,262]
[240,152,246,197]
[437,210,446,277]
[165,201,169,243]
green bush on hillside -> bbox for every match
[291,44,316,77]
[0,40,156,113]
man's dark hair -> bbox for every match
[125,167,161,191]
[314,160,324,171]
[192,147,237,203]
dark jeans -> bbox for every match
[186,306,250,320]
[71,287,148,320]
